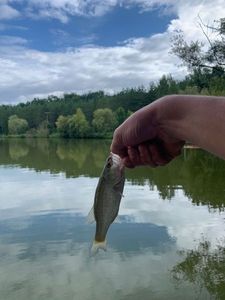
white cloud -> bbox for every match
[168,1,225,43]
[2,0,225,21]
[0,0,177,21]
[0,33,186,104]
[0,0,225,103]
[0,3,20,20]
[19,0,179,19]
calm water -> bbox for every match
[0,138,225,300]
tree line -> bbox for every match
[1,71,225,138]
[1,18,225,138]
[1,71,224,138]
[0,77,180,138]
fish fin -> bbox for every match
[113,190,125,198]
[87,206,95,224]
[91,240,107,255]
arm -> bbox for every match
[111,94,225,168]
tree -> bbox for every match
[115,107,127,125]
[171,19,225,93]
[8,115,28,135]
[55,115,70,137]
[36,120,49,137]
[171,18,225,73]
[92,108,117,135]
[68,108,89,138]
[156,75,179,97]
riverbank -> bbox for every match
[0,133,113,139]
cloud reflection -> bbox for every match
[0,237,208,300]
[0,166,225,251]
[0,139,225,299]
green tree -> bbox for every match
[55,115,70,137]
[171,18,225,93]
[171,18,225,87]
[36,120,50,137]
[127,110,133,117]
[115,107,127,125]
[8,115,28,135]
[156,75,179,97]
[68,108,89,138]
[92,108,117,135]
[171,28,225,73]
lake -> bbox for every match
[0,138,224,300]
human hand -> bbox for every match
[111,97,184,168]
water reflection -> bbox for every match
[0,211,192,300]
[0,213,174,255]
[8,139,29,160]
[172,240,225,299]
[0,138,225,209]
[0,138,225,299]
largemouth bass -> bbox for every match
[87,152,125,253]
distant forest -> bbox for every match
[0,70,225,138]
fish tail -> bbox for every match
[90,240,107,255]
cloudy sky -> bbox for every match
[0,0,224,104]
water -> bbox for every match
[0,138,224,300]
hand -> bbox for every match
[111,97,184,168]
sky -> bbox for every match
[0,0,224,104]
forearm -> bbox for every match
[157,95,225,159]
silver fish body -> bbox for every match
[88,153,125,252]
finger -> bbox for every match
[138,144,157,167]
[162,140,184,158]
[148,143,172,166]
[110,128,127,158]
[127,146,141,166]
[122,157,135,168]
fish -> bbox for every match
[87,152,125,254]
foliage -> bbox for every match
[115,107,127,125]
[68,108,90,138]
[8,115,28,135]
[92,108,117,135]
[171,18,225,93]
[1,72,225,138]
[171,32,204,70]
[56,108,90,138]
[36,120,50,137]
[55,115,70,138]
[171,28,225,73]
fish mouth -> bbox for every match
[110,152,125,171]
[111,152,122,165]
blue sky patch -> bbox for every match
[0,4,175,51]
